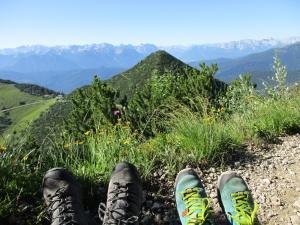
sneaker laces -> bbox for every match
[180,187,213,225]
[229,191,258,225]
[47,186,80,225]
[99,182,139,225]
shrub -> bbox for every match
[65,76,119,137]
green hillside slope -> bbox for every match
[0,82,56,142]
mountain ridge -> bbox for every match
[2,37,299,55]
[1,37,300,72]
[190,42,300,86]
[0,67,126,93]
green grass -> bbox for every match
[0,83,56,143]
[2,99,56,140]
[0,83,44,107]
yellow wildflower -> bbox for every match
[75,140,84,145]
[0,145,6,152]
[64,143,70,149]
[203,116,214,124]
[22,154,29,161]
[84,131,91,136]
[98,129,105,135]
[122,139,130,145]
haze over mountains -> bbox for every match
[0,37,300,93]
[190,42,300,87]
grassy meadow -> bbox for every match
[0,83,56,144]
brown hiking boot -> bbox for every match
[100,162,143,225]
[42,168,89,225]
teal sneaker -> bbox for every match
[175,168,214,225]
[217,171,258,225]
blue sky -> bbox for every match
[0,0,299,48]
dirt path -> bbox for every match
[140,134,300,225]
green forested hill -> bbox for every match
[108,50,227,101]
[108,50,195,99]
[0,81,56,143]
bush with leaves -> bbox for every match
[173,63,221,110]
[65,76,119,137]
[263,54,288,99]
[125,71,177,137]
[218,73,258,114]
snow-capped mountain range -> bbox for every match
[208,37,300,49]
[0,37,299,93]
[1,37,300,61]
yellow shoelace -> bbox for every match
[180,187,212,225]
[229,191,258,225]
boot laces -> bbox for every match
[47,186,80,225]
[180,187,213,225]
[99,182,139,225]
[229,191,258,225]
